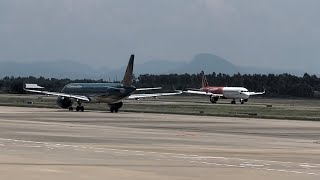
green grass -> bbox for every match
[0,94,320,121]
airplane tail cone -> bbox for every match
[122,54,134,86]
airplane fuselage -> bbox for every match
[61,83,136,104]
[201,86,250,100]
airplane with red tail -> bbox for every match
[185,71,265,104]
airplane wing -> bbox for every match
[248,91,265,96]
[186,88,201,91]
[136,87,162,91]
[25,84,44,89]
[184,90,223,97]
[127,91,182,100]
[248,88,265,96]
[24,88,90,102]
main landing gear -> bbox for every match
[76,106,84,112]
[231,99,248,104]
[68,101,84,112]
[110,106,119,113]
[109,102,123,113]
[231,99,236,104]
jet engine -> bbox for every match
[56,96,72,109]
[210,96,219,103]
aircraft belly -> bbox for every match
[223,92,249,99]
[91,95,129,104]
[223,92,240,99]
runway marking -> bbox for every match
[94,150,105,153]
[0,138,319,176]
[24,145,42,148]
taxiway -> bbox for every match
[0,106,319,179]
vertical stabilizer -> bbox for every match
[201,71,209,88]
[122,54,134,86]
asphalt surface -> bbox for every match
[0,106,320,179]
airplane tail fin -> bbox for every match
[201,71,209,88]
[121,54,134,86]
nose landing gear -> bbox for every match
[240,99,244,104]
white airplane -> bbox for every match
[185,71,265,104]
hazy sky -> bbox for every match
[0,0,319,72]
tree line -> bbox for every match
[0,72,319,98]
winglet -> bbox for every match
[121,54,134,86]
[201,71,209,88]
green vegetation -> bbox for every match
[123,96,320,121]
[1,94,319,121]
[1,73,320,98]
[1,73,319,120]
[138,73,319,98]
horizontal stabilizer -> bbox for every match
[25,84,44,89]
[248,87,265,96]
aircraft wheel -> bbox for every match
[115,108,119,113]
[76,106,80,112]
[80,106,85,112]
[240,99,244,104]
[231,100,236,104]
[69,107,74,111]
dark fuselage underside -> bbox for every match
[61,83,136,104]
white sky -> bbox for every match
[0,0,319,72]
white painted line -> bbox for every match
[94,150,105,153]
[1,137,319,176]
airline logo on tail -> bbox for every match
[121,54,134,86]
[201,71,209,88]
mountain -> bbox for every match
[0,53,307,79]
[106,53,241,77]
[174,53,239,74]
[132,53,305,76]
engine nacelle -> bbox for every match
[210,96,219,103]
[56,96,72,109]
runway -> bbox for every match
[0,106,319,179]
